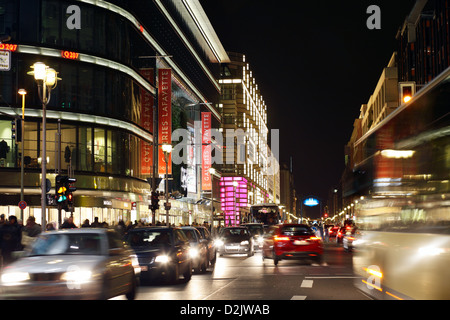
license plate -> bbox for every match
[226,245,239,250]
[294,240,308,245]
[140,266,148,271]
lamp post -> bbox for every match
[28,62,60,231]
[161,143,172,227]
[18,89,26,221]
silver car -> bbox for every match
[1,228,139,300]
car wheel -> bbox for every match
[125,275,137,300]
[200,258,208,273]
[99,275,110,300]
[273,249,280,266]
[183,261,192,281]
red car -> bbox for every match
[262,224,323,265]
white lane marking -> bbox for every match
[301,280,314,288]
[305,276,360,279]
[291,295,307,300]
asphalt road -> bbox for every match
[115,242,371,301]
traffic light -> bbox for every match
[55,175,67,203]
[150,191,160,211]
[11,118,22,143]
[66,177,76,208]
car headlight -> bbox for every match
[60,269,92,284]
[1,272,30,285]
[189,248,199,258]
[240,240,249,246]
[155,255,170,263]
[215,239,224,247]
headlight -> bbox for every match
[131,254,141,274]
[189,248,199,258]
[215,239,224,247]
[1,272,30,285]
[60,269,92,284]
[257,237,264,244]
[155,255,170,263]
[240,240,249,246]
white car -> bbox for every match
[1,228,139,300]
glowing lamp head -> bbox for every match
[32,62,46,81]
[161,144,172,154]
[403,95,412,103]
[45,68,57,87]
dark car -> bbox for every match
[328,226,340,240]
[241,223,265,250]
[125,227,192,283]
[337,226,351,243]
[194,226,216,266]
[181,227,208,273]
[215,227,254,257]
[262,224,323,265]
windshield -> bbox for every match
[243,225,264,236]
[127,230,172,248]
[30,233,102,256]
[281,226,314,236]
[220,228,250,237]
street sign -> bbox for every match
[18,200,27,210]
[0,50,11,71]
[303,198,319,207]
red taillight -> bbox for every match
[309,236,321,241]
[274,236,290,241]
[347,237,355,241]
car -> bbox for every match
[336,226,349,243]
[343,226,360,252]
[262,224,323,265]
[181,226,209,273]
[241,223,265,250]
[0,228,139,300]
[194,226,216,266]
[215,227,254,257]
[328,226,340,240]
[125,227,192,283]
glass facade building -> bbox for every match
[0,0,228,227]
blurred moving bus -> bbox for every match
[349,67,450,300]
[249,203,281,226]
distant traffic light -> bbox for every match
[11,118,22,143]
[66,177,76,208]
[150,191,160,211]
[55,175,67,203]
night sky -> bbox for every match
[200,0,416,215]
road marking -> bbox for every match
[201,278,237,300]
[291,295,307,300]
[301,280,314,288]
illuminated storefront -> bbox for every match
[0,0,228,227]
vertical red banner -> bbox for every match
[202,112,212,191]
[158,68,172,175]
[140,69,154,176]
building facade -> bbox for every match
[218,52,277,226]
[0,0,228,227]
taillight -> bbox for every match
[274,235,290,241]
[309,236,321,241]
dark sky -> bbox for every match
[200,0,416,213]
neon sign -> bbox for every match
[303,198,319,207]
[0,44,18,52]
[61,50,79,60]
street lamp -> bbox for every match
[28,62,60,231]
[18,89,26,221]
[161,143,172,227]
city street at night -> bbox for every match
[114,243,369,301]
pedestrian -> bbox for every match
[24,216,41,237]
[0,215,23,266]
[81,219,91,228]
[60,216,77,229]
[91,217,101,228]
